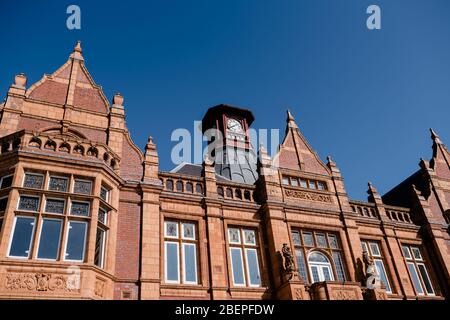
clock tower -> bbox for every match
[202,104,258,184]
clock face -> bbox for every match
[227,118,244,134]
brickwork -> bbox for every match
[0,42,448,300]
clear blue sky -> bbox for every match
[1,0,449,200]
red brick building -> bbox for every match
[0,42,448,300]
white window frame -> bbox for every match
[7,216,36,259]
[374,258,392,293]
[307,251,335,283]
[98,207,108,225]
[228,228,241,244]
[44,197,66,214]
[17,194,41,212]
[244,248,261,287]
[0,174,13,189]
[72,178,93,195]
[22,172,44,189]
[182,242,198,284]
[69,199,91,217]
[47,175,69,192]
[100,186,110,203]
[164,241,180,284]
[243,229,256,246]
[35,217,63,261]
[181,223,195,240]
[230,247,246,287]
[417,262,435,296]
[63,220,88,262]
[95,227,107,269]
[164,221,179,239]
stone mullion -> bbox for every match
[86,175,101,264]
[378,236,402,295]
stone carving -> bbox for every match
[282,243,295,281]
[295,288,303,300]
[363,251,381,289]
[284,189,332,203]
[332,289,358,300]
[5,272,80,293]
[94,279,105,297]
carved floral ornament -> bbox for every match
[284,189,333,203]
[4,272,81,293]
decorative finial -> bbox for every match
[286,109,298,129]
[326,155,336,166]
[113,92,124,106]
[74,40,82,53]
[430,128,442,144]
[14,73,27,88]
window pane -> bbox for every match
[23,173,43,189]
[302,232,314,246]
[45,199,65,214]
[369,242,381,257]
[65,221,87,261]
[230,248,245,285]
[361,241,368,253]
[309,251,329,263]
[73,180,92,195]
[300,179,308,188]
[292,231,301,246]
[311,266,320,283]
[18,196,40,212]
[100,187,109,202]
[1,175,13,189]
[9,217,35,257]
[165,221,178,238]
[407,262,424,295]
[317,182,326,191]
[0,197,8,212]
[402,245,412,259]
[70,201,90,217]
[328,235,338,249]
[296,249,308,282]
[374,259,392,293]
[48,177,68,192]
[98,208,107,225]
[417,263,434,294]
[228,228,241,244]
[183,243,197,283]
[245,248,261,286]
[309,181,316,189]
[37,219,62,260]
[165,242,179,282]
[322,266,332,281]
[411,247,422,261]
[243,229,256,245]
[290,178,298,187]
[182,223,195,240]
[282,177,289,185]
[316,233,327,248]
[94,228,106,268]
[332,251,346,282]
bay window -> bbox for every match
[164,221,198,284]
[228,227,262,287]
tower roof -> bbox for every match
[202,104,255,133]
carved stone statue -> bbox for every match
[363,251,380,289]
[282,243,295,273]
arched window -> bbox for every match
[195,183,203,195]
[308,251,334,283]
[166,179,174,191]
[186,182,193,193]
[176,180,183,192]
